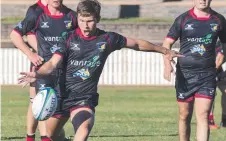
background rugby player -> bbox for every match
[163,0,226,140]
[11,0,47,140]
[208,41,225,129]
[10,0,77,140]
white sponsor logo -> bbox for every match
[70,56,100,67]
[44,36,61,42]
[70,60,100,67]
[41,22,49,28]
[187,38,203,42]
[185,24,194,30]
[70,42,80,51]
[187,34,212,44]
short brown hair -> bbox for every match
[77,0,101,20]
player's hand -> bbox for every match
[164,62,175,81]
[28,52,44,67]
[165,49,184,61]
[163,56,176,81]
[18,67,37,87]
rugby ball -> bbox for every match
[32,87,58,121]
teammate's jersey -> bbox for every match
[13,0,45,36]
[55,28,127,97]
[167,8,226,72]
[215,41,224,56]
[14,5,77,63]
[25,0,45,17]
[216,41,225,75]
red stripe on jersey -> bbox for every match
[70,106,92,113]
[189,8,211,21]
[165,36,175,41]
[27,32,35,35]
[70,12,77,27]
[75,28,97,40]
[177,96,194,103]
[194,93,213,100]
[212,15,221,26]
[37,0,46,9]
[51,114,69,119]
[103,34,112,49]
[13,29,22,36]
[44,6,64,19]
[35,13,45,30]
[66,33,75,48]
[54,52,63,57]
[181,14,190,28]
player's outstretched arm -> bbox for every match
[18,54,63,86]
[162,38,176,81]
[36,54,63,77]
[124,37,183,60]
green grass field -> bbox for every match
[2,86,226,141]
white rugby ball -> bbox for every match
[32,87,58,121]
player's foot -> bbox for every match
[209,120,219,129]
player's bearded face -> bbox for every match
[77,13,97,37]
[194,0,212,10]
[48,0,63,8]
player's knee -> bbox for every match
[196,112,209,121]
[71,110,94,134]
[179,111,192,120]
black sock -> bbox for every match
[222,114,226,125]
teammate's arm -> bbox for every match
[218,16,226,54]
[162,38,177,81]
[216,52,224,69]
[162,16,182,81]
[10,31,42,65]
[18,32,69,85]
[27,34,38,51]
[10,9,42,66]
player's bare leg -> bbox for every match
[70,107,95,141]
[178,101,194,141]
[195,98,213,141]
[208,99,219,129]
[27,86,38,140]
[27,86,47,141]
[46,117,69,141]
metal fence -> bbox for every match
[0,48,176,85]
